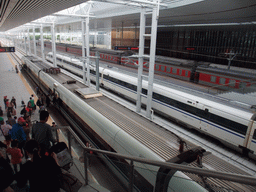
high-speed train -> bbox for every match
[46,52,256,159]
[41,41,256,91]
[22,55,208,192]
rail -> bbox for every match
[52,125,256,192]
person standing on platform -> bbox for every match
[0,117,12,142]
[10,117,27,157]
[31,94,34,102]
[28,97,35,114]
[0,151,14,192]
[6,140,23,174]
[3,96,8,110]
[46,95,51,107]
[36,96,44,108]
[0,106,3,117]
[20,105,27,116]
[11,96,16,109]
[32,111,56,156]
[23,115,32,141]
[6,116,16,126]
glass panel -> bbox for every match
[179,69,182,75]
[167,67,171,72]
[253,129,256,140]
[155,65,159,70]
[219,78,226,84]
[229,80,236,87]
[239,82,247,88]
[172,68,177,74]
[161,66,165,71]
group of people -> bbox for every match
[20,94,45,117]
[0,94,61,192]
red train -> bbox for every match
[42,41,256,92]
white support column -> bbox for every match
[94,21,97,47]
[33,26,37,56]
[52,23,57,67]
[82,19,87,84]
[28,28,31,55]
[18,31,20,48]
[40,25,45,61]
[86,16,90,86]
[70,31,73,45]
[24,28,27,54]
[136,8,146,113]
[104,19,112,49]
[146,4,159,118]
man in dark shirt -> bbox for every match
[32,111,55,155]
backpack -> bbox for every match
[20,108,26,115]
[36,99,41,106]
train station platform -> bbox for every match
[0,53,111,191]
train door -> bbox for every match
[199,105,211,132]
[243,116,256,154]
[194,72,200,83]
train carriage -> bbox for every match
[46,52,256,159]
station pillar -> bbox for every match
[33,26,37,57]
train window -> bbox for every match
[142,88,147,95]
[219,78,226,84]
[239,82,247,88]
[161,66,165,71]
[153,92,248,136]
[155,65,159,70]
[229,80,236,87]
[210,76,216,83]
[179,70,182,75]
[167,67,171,73]
[253,130,256,140]
[172,68,177,74]
[185,71,189,76]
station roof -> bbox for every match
[1,0,256,32]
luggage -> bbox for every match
[59,168,83,192]
[50,142,72,170]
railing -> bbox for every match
[52,125,256,192]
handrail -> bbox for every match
[55,126,256,187]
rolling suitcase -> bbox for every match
[50,142,72,170]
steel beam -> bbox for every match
[146,1,158,119]
[52,23,57,67]
[136,8,146,113]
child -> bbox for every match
[6,140,23,174]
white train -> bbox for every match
[46,52,256,159]
[22,55,207,192]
